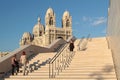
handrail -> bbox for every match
[49,43,67,63]
[49,42,74,78]
[77,36,85,51]
[79,34,91,51]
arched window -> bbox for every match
[49,17,53,25]
[39,31,42,36]
[58,37,63,39]
[66,19,69,27]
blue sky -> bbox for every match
[0,0,109,52]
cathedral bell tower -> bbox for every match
[45,8,56,45]
[45,8,56,27]
[62,11,72,29]
[62,11,72,40]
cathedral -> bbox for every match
[19,8,72,47]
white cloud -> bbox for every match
[92,17,107,26]
[83,16,92,22]
[82,16,107,27]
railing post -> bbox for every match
[52,63,54,78]
[49,42,76,78]
[49,63,50,78]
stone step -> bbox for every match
[26,73,49,76]
[55,75,116,79]
[75,51,111,54]
[72,58,113,60]
[33,70,49,72]
[80,53,110,55]
[71,58,113,60]
[68,65,115,68]
[70,61,113,63]
[58,69,115,73]
[74,54,112,56]
[17,71,115,76]
[66,66,114,70]
[15,72,116,78]
[65,67,115,70]
[59,72,116,75]
[9,75,116,79]
[66,66,114,69]
[5,78,117,80]
[17,72,49,76]
[69,64,113,66]
[84,43,108,46]
[76,50,111,52]
[9,75,49,78]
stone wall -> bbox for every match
[107,0,120,79]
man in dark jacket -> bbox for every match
[69,40,74,51]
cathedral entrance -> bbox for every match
[57,37,63,39]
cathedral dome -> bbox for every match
[63,11,70,18]
[33,18,44,32]
[33,24,44,32]
[22,32,32,39]
[46,8,54,15]
[33,17,44,37]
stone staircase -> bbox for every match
[5,37,117,80]
[5,53,55,80]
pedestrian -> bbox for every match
[11,54,19,75]
[69,39,75,58]
[20,51,27,75]
[69,40,74,52]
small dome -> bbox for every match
[33,17,44,32]
[63,11,70,18]
[46,8,54,15]
[22,32,32,39]
[33,24,44,33]
[33,18,44,37]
